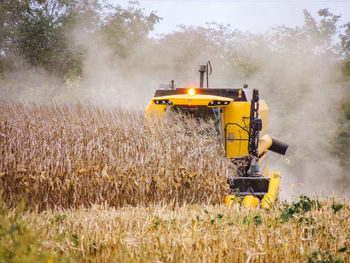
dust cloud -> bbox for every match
[242,34,348,198]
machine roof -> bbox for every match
[153,94,232,100]
[154,88,247,101]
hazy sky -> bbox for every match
[113,0,350,35]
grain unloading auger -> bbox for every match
[145,62,288,208]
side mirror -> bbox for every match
[253,118,262,131]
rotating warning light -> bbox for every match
[188,88,195,96]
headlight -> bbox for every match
[208,100,230,106]
[154,100,173,105]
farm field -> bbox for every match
[0,103,349,262]
[2,0,350,262]
[2,197,350,262]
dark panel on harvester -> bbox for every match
[154,88,247,101]
[154,90,177,97]
[227,177,270,198]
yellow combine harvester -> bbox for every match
[145,63,288,208]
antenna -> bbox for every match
[206,60,212,88]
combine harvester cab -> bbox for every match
[145,62,288,208]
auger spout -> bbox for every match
[258,134,289,156]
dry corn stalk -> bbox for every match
[0,102,235,209]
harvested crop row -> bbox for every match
[0,102,233,209]
[25,197,350,263]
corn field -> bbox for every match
[0,102,349,263]
[0,102,232,209]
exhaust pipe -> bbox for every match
[199,65,206,89]
[198,61,212,89]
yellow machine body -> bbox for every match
[146,76,288,208]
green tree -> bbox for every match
[0,0,159,78]
[0,0,87,77]
[101,3,160,58]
